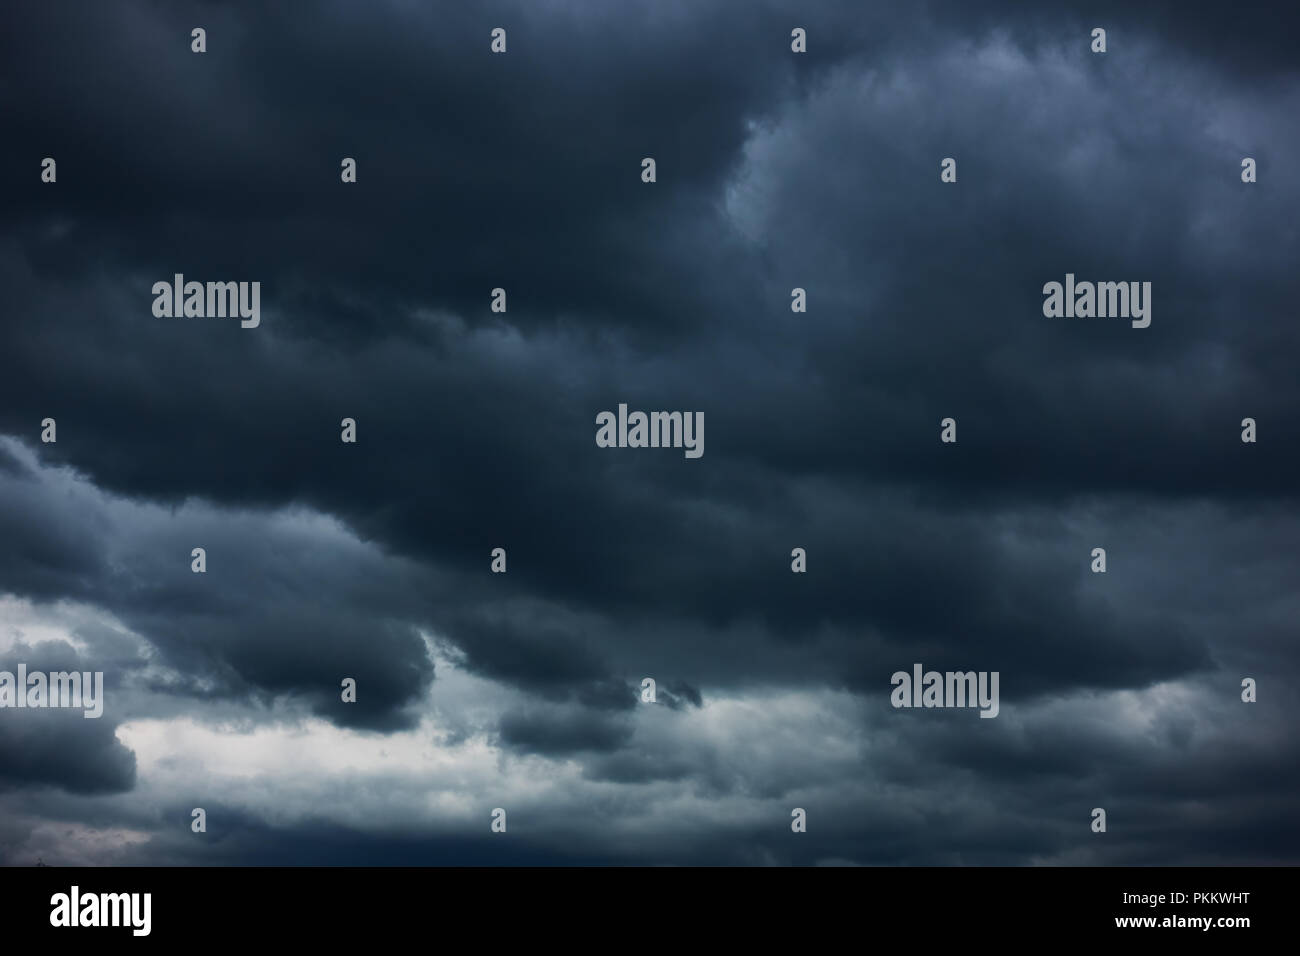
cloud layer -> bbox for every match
[0,0,1297,865]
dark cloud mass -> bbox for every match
[0,0,1297,866]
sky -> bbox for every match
[0,0,1297,866]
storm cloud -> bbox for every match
[0,0,1297,866]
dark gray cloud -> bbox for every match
[0,0,1297,865]
[0,640,136,795]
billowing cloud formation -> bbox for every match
[0,0,1297,865]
